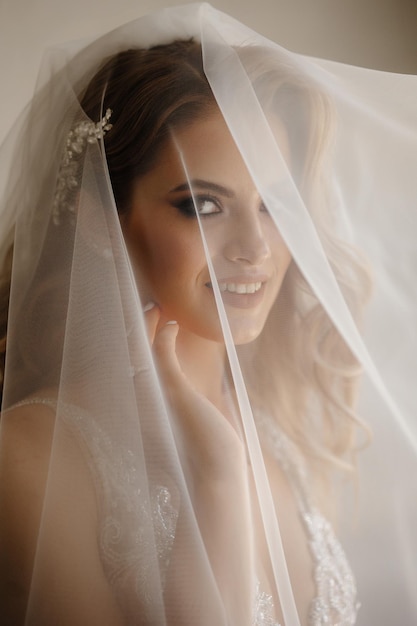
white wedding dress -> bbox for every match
[0,5,416,625]
[11,397,358,626]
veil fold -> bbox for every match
[0,4,416,625]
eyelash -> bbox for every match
[172,196,270,218]
[172,195,222,219]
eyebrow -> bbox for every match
[169,179,234,198]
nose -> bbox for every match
[223,212,270,265]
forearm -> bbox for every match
[196,470,254,622]
[164,461,254,626]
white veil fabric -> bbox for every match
[0,4,416,625]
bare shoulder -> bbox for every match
[0,393,90,478]
[0,396,125,625]
[0,398,60,621]
[0,397,57,476]
[0,394,95,559]
[0,392,96,528]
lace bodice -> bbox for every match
[255,413,359,626]
[12,399,358,625]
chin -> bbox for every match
[190,320,263,346]
[229,323,266,346]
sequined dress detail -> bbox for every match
[255,413,359,626]
[12,399,358,625]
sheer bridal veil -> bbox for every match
[0,4,416,625]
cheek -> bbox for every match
[135,222,206,292]
[269,229,292,273]
[280,246,293,274]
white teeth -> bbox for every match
[218,282,262,294]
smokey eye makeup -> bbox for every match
[172,195,222,218]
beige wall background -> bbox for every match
[0,0,416,143]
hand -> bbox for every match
[144,304,254,625]
[143,303,246,482]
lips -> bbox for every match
[218,281,262,294]
[205,275,268,309]
[206,274,268,290]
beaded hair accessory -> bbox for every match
[52,109,113,225]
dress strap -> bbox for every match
[2,397,57,412]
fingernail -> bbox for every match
[143,301,155,312]
[166,320,178,325]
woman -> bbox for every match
[0,4,416,625]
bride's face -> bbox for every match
[123,111,292,345]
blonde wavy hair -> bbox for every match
[236,46,372,509]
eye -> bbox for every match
[172,195,222,218]
[197,197,221,215]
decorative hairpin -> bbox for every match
[52,108,113,225]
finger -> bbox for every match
[143,302,160,344]
[152,321,184,386]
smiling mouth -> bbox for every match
[206,281,263,294]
